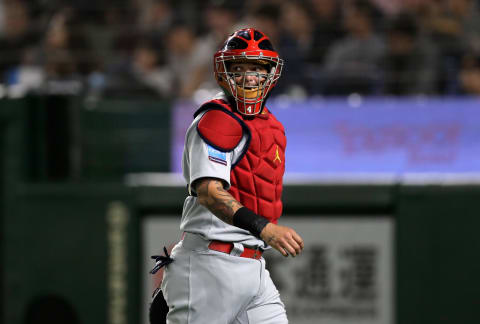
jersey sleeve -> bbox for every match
[185,121,234,191]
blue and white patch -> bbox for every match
[207,145,227,166]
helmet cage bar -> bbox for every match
[215,53,284,116]
[237,71,266,113]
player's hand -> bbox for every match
[260,223,304,257]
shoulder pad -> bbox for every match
[197,109,243,151]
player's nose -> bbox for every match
[244,72,259,85]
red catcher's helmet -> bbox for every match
[214,28,283,116]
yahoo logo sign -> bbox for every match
[335,121,462,165]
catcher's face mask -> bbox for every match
[214,28,283,116]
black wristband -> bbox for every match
[233,207,270,238]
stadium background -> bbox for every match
[1,0,480,323]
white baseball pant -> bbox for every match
[161,233,288,324]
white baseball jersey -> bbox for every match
[180,93,267,249]
[160,94,288,324]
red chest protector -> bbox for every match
[195,99,286,224]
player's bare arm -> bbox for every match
[195,177,304,257]
[195,177,242,224]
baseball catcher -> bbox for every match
[150,27,304,324]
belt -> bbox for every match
[208,240,263,260]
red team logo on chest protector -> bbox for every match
[195,99,286,224]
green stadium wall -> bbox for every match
[1,98,480,324]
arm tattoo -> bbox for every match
[196,178,242,225]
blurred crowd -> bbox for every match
[2,0,480,102]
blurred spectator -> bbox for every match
[370,0,404,16]
[132,40,172,96]
[281,1,315,54]
[4,6,99,96]
[39,8,96,94]
[174,1,242,101]
[424,0,480,92]
[458,54,480,94]
[244,3,306,96]
[133,0,177,67]
[304,0,346,95]
[245,3,282,52]
[81,2,137,68]
[200,1,242,53]
[242,0,267,18]
[278,1,315,95]
[137,0,175,36]
[164,23,213,99]
[4,46,44,97]
[104,36,173,98]
[0,0,479,98]
[98,1,164,98]
[308,0,345,65]
[0,0,39,84]
[425,0,480,55]
[101,2,139,63]
[371,0,434,16]
[380,13,439,95]
[322,0,385,95]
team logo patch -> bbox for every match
[207,145,227,166]
[273,145,282,164]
